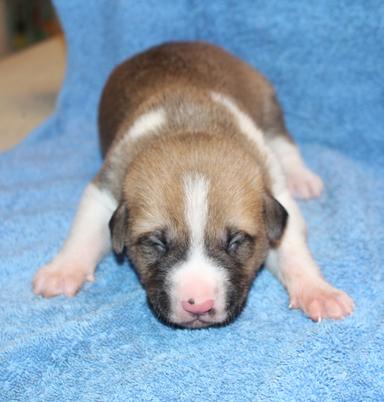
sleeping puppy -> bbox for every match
[33,42,354,328]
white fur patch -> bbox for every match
[211,91,286,196]
[169,248,228,324]
[128,108,166,141]
[33,183,117,297]
[168,173,228,324]
[105,107,167,188]
[267,137,324,199]
[267,137,305,171]
[60,183,117,267]
[266,190,312,281]
[183,173,209,248]
[211,91,265,149]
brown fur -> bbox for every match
[118,132,270,284]
[100,42,289,325]
[97,41,288,281]
[35,42,350,327]
[96,85,272,200]
[98,41,292,157]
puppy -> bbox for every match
[33,42,354,328]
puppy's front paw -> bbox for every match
[287,167,324,200]
[33,262,94,298]
[289,284,354,321]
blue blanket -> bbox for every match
[1,1,383,400]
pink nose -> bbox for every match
[182,299,214,315]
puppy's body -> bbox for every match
[98,42,286,156]
[34,42,353,328]
[97,42,285,198]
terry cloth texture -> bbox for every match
[1,1,383,401]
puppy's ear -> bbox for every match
[263,194,288,245]
[109,202,129,254]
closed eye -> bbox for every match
[137,231,169,254]
[225,230,254,255]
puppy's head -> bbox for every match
[109,136,287,328]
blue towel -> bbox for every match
[1,1,383,400]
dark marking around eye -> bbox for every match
[225,229,255,256]
[137,230,169,255]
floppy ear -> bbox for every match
[109,202,129,254]
[263,194,288,244]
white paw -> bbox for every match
[289,283,354,321]
[287,167,324,200]
[33,262,94,298]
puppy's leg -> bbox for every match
[33,183,117,297]
[263,93,323,199]
[268,137,323,200]
[266,192,354,321]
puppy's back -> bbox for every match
[98,41,276,156]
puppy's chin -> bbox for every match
[167,307,245,329]
[174,318,223,329]
[163,314,231,329]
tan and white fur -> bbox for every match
[33,42,353,328]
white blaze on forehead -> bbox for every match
[183,173,209,248]
[167,173,228,324]
[128,107,167,141]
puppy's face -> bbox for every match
[109,138,287,328]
